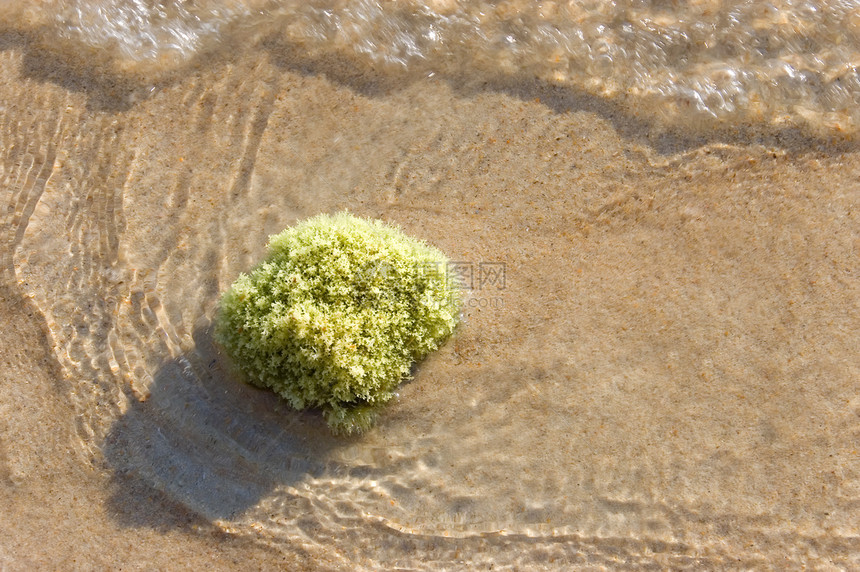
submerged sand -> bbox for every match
[0,34,858,569]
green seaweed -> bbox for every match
[215,212,461,434]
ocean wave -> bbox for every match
[3,0,860,133]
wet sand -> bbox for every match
[1,34,859,569]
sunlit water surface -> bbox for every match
[1,0,859,568]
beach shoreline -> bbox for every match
[1,25,859,568]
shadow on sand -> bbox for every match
[102,322,354,528]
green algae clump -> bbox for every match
[215,212,460,434]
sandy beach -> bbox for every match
[1,8,859,568]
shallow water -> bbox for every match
[1,0,859,568]
[7,0,860,134]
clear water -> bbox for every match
[1,0,859,568]
[13,0,860,134]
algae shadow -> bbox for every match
[103,323,353,528]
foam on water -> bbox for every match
[53,0,248,63]
[7,0,860,134]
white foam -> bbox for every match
[12,0,855,133]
